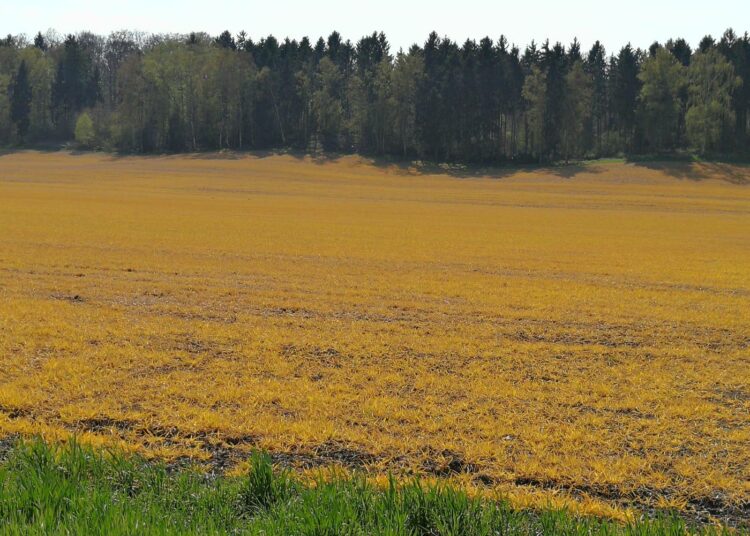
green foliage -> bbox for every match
[638,48,687,151]
[610,44,641,148]
[313,57,345,151]
[0,74,11,143]
[686,49,742,153]
[52,35,100,135]
[586,41,608,156]
[522,65,547,159]
[239,452,295,512]
[0,438,730,535]
[561,61,593,161]
[10,60,32,140]
[390,51,423,156]
[74,111,95,147]
[0,29,750,158]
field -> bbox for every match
[1,152,749,526]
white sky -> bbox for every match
[1,0,748,54]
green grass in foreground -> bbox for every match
[0,438,731,535]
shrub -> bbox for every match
[74,112,95,148]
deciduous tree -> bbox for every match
[638,48,686,151]
[686,49,741,153]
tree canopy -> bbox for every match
[0,28,748,160]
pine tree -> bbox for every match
[522,65,547,160]
[585,41,607,155]
[10,60,32,140]
[667,38,692,66]
[33,32,47,51]
[52,35,90,132]
[611,44,641,150]
[215,31,237,50]
[541,41,568,159]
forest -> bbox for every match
[0,28,749,161]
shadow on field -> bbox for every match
[629,160,750,185]
[177,149,605,180]
[360,155,606,180]
[9,146,749,185]
[99,148,311,163]
[185,149,294,161]
[0,144,69,157]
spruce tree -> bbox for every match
[10,60,32,141]
[33,32,47,51]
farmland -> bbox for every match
[0,151,749,525]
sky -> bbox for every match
[1,0,748,54]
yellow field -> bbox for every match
[1,152,749,522]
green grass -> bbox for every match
[0,438,731,535]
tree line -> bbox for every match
[1,28,749,161]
